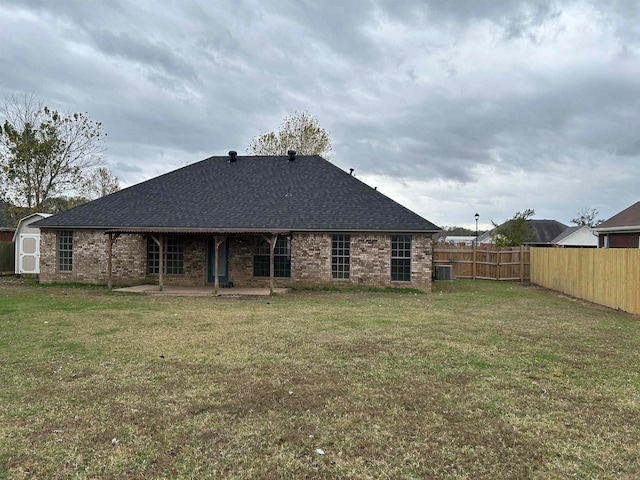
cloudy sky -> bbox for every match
[1,0,639,229]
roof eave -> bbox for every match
[295,228,440,234]
[104,227,293,235]
[37,225,440,235]
[594,225,640,233]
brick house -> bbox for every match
[594,201,640,248]
[32,152,440,292]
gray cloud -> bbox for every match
[1,0,639,227]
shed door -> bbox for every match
[19,234,40,274]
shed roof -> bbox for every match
[33,155,440,233]
[12,213,52,242]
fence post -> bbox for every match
[0,241,15,275]
[431,244,530,282]
[472,243,477,280]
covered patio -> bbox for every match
[105,228,291,294]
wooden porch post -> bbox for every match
[158,234,164,291]
[213,235,226,294]
[269,234,277,295]
[149,234,165,291]
[106,233,120,291]
[262,234,278,295]
[107,233,113,291]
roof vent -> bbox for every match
[287,150,296,161]
[228,151,237,162]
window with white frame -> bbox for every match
[332,234,350,279]
[391,235,411,282]
[57,230,73,272]
[147,236,184,275]
[253,236,291,277]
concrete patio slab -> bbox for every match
[113,285,288,296]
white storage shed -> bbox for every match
[12,213,52,275]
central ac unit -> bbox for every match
[435,265,453,281]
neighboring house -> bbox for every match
[521,220,569,246]
[32,153,440,292]
[476,231,493,244]
[435,235,477,245]
[479,219,568,246]
[13,213,52,274]
[594,201,640,248]
[0,228,14,243]
[549,225,597,248]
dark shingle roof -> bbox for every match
[525,220,568,244]
[596,201,640,229]
[478,219,568,245]
[550,225,581,243]
[33,155,439,232]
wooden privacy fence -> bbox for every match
[433,245,530,282]
[530,247,640,316]
[0,241,15,275]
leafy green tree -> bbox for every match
[571,207,603,227]
[0,93,107,214]
[491,209,535,247]
[247,111,332,157]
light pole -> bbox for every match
[474,213,479,245]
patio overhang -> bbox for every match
[103,227,292,235]
[104,228,289,294]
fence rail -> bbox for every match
[530,247,640,316]
[433,245,530,282]
[0,241,15,275]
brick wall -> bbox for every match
[291,233,331,284]
[39,229,147,284]
[39,230,433,292]
[228,236,295,288]
[144,236,208,286]
[291,233,432,292]
[599,232,640,248]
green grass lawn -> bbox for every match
[1,279,638,479]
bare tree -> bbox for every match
[80,167,120,200]
[571,207,604,227]
[1,92,43,128]
[247,111,332,158]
